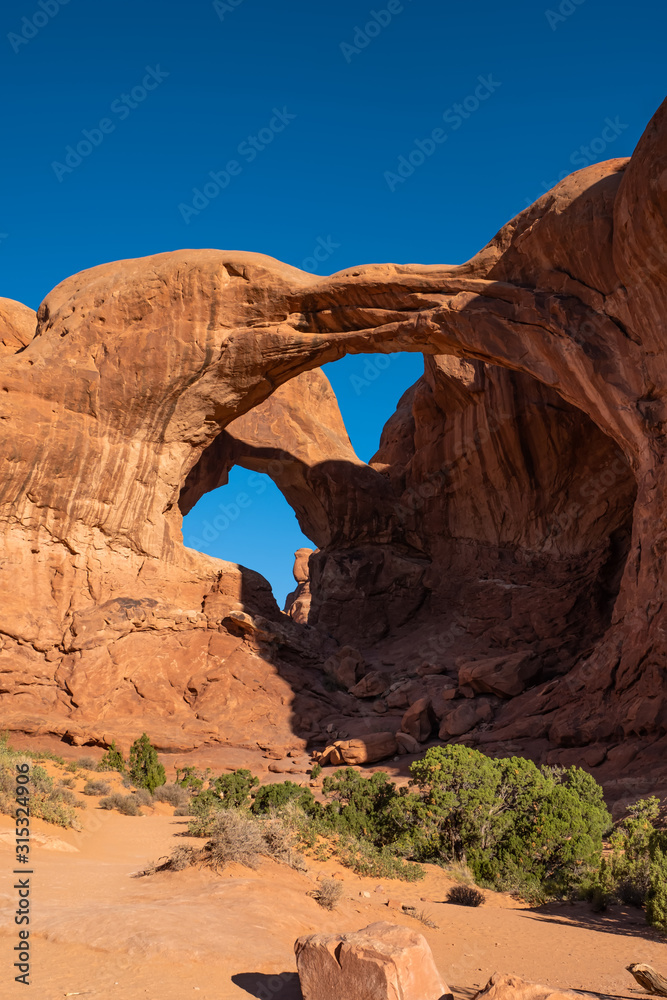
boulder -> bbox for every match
[401,697,437,742]
[395,731,421,755]
[335,656,359,691]
[316,744,343,766]
[474,973,581,1000]
[350,670,388,699]
[334,732,398,765]
[458,653,540,699]
[416,661,448,676]
[295,921,450,1000]
[439,698,495,739]
[386,679,425,709]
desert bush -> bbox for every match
[135,845,199,877]
[582,796,667,930]
[211,768,258,808]
[128,734,166,792]
[203,809,265,870]
[646,838,667,932]
[187,769,261,835]
[31,765,53,793]
[175,766,206,791]
[98,742,126,774]
[154,782,190,808]
[77,756,98,770]
[59,776,76,789]
[133,788,154,808]
[252,779,316,816]
[447,885,485,907]
[99,792,142,816]
[0,737,80,828]
[82,779,111,796]
[57,787,84,809]
[408,747,611,895]
[311,877,343,910]
[335,836,425,881]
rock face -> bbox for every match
[294,921,450,1000]
[1,99,667,787]
[0,296,35,354]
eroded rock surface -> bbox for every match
[294,921,450,1000]
[1,99,667,792]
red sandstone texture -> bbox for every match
[1,99,667,799]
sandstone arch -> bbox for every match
[0,98,665,776]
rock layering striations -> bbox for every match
[1,99,667,788]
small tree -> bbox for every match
[128,734,165,792]
[99,740,126,774]
[211,768,259,809]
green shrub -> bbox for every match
[335,837,425,881]
[128,734,165,793]
[98,742,126,774]
[211,769,258,808]
[408,747,611,894]
[646,831,667,932]
[582,797,662,923]
[0,737,79,828]
[252,780,315,816]
[186,769,261,835]
[175,766,205,791]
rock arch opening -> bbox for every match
[178,346,637,684]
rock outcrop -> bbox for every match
[294,921,450,1000]
[1,99,667,791]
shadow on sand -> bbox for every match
[520,901,664,943]
[232,971,303,999]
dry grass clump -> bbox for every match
[134,846,199,877]
[77,756,98,771]
[99,792,142,816]
[82,779,111,796]
[203,810,266,870]
[402,904,438,928]
[153,782,190,808]
[447,885,485,907]
[310,877,343,910]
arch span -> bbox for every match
[0,98,665,761]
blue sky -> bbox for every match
[2,0,664,602]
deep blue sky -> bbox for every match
[2,0,664,602]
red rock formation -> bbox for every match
[294,921,450,1000]
[1,99,666,790]
[0,297,35,354]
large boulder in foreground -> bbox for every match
[295,921,450,1000]
[474,973,582,1000]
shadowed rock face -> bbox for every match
[1,98,666,786]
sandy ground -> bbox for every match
[1,755,666,1000]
